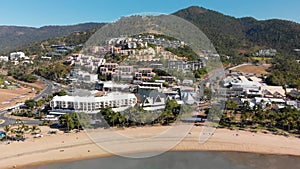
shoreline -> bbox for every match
[0,126,299,169]
[20,149,300,169]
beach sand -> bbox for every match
[0,125,299,169]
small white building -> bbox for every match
[0,56,9,62]
[137,89,166,111]
[182,79,194,86]
[41,56,52,60]
[95,81,130,91]
[254,97,286,109]
[70,70,98,83]
[10,52,25,60]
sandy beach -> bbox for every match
[0,125,299,169]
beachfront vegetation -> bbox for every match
[58,112,90,131]
[1,120,41,142]
[93,100,187,128]
[11,109,38,118]
[219,100,300,136]
[0,7,299,141]
[59,112,80,131]
[11,99,47,119]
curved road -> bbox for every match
[33,76,54,101]
[0,110,42,127]
[0,76,54,127]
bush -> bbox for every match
[42,120,53,126]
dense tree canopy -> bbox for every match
[266,55,300,88]
[34,63,71,82]
[165,46,199,61]
[7,68,38,83]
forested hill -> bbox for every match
[1,6,300,58]
[173,6,300,57]
[0,22,104,52]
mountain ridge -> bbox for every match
[1,6,300,58]
[173,6,300,57]
[0,22,105,53]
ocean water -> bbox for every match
[28,151,300,169]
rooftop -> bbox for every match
[52,92,136,102]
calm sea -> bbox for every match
[28,151,300,169]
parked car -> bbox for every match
[0,131,6,138]
[33,133,43,138]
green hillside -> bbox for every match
[0,23,104,53]
[173,6,300,58]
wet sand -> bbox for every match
[28,151,300,169]
[0,126,300,169]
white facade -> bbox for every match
[50,92,137,114]
[71,70,98,83]
[0,56,9,62]
[10,52,25,60]
[71,54,106,71]
[260,85,286,98]
[41,56,52,60]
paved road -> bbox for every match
[32,77,54,101]
[0,76,54,127]
[0,110,42,127]
[228,63,252,70]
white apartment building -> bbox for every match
[0,56,9,62]
[10,52,25,60]
[50,92,137,114]
[72,54,106,71]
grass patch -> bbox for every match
[251,57,273,61]
[234,64,271,76]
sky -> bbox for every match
[0,0,299,27]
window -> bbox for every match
[144,98,150,104]
[155,95,162,103]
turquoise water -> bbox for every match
[28,151,300,169]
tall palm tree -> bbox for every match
[59,114,67,128]
[71,113,82,130]
[65,114,74,131]
[241,101,251,113]
[297,117,300,132]
[240,113,249,128]
[226,99,238,117]
[282,119,289,131]
[59,114,74,131]
[22,123,31,133]
[3,125,11,141]
[31,125,41,134]
[10,119,26,141]
[270,118,276,129]
[118,115,126,127]
[160,110,174,125]
[287,116,295,131]
[109,112,119,127]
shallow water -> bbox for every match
[28,151,300,169]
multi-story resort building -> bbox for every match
[49,92,137,114]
